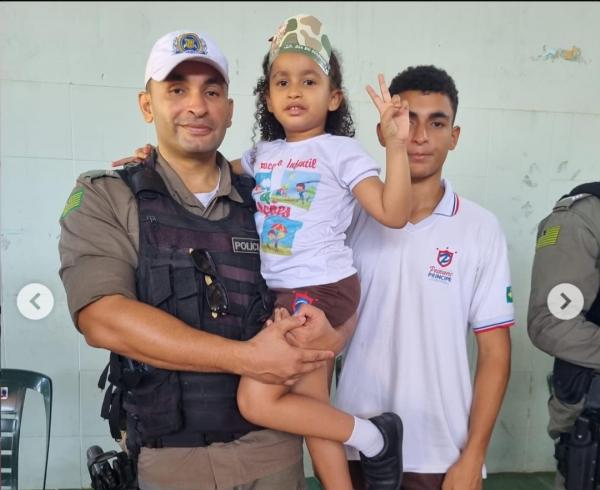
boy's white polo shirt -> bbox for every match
[336,180,514,473]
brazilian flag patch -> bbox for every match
[536,225,561,249]
[506,286,513,303]
[61,188,84,219]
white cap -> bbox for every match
[144,31,229,86]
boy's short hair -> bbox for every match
[388,65,459,121]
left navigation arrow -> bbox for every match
[17,284,54,320]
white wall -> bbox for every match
[1,2,599,487]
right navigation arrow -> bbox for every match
[560,292,572,310]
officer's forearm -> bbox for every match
[528,309,600,370]
[79,294,240,373]
[78,294,330,384]
[462,329,511,463]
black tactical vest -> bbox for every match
[99,154,272,448]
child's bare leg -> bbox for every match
[237,312,360,489]
[293,360,352,490]
[237,370,354,442]
[237,307,358,441]
[238,365,352,489]
[300,313,357,489]
[238,305,402,489]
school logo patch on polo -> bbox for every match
[428,247,457,285]
[437,249,455,268]
[61,189,84,219]
[506,286,513,303]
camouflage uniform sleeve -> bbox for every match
[527,196,600,369]
[58,170,139,327]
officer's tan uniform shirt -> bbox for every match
[58,152,303,489]
[528,193,600,436]
[59,153,245,321]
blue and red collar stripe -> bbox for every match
[451,193,460,216]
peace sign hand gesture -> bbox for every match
[367,73,409,148]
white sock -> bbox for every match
[343,416,384,457]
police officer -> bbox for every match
[528,182,600,490]
[59,30,334,490]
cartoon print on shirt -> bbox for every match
[254,172,272,205]
[271,170,321,210]
[255,172,292,218]
[261,216,303,256]
[255,168,321,254]
[273,184,289,199]
[296,183,306,203]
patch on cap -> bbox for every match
[145,30,230,86]
[268,14,332,75]
[173,33,207,55]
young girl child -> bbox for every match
[233,14,412,490]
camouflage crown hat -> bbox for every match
[268,14,332,75]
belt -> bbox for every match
[144,430,251,448]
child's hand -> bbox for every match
[366,74,409,148]
[285,304,344,353]
[112,144,154,168]
[271,307,314,349]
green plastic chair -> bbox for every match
[0,368,52,490]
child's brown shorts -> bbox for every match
[272,273,360,327]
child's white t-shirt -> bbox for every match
[241,133,379,289]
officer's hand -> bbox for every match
[285,304,345,353]
[442,452,483,490]
[111,144,155,167]
[243,308,334,385]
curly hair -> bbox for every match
[251,50,355,144]
[388,65,459,121]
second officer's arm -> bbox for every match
[528,198,600,369]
